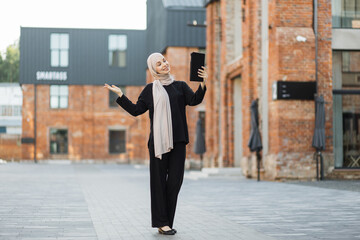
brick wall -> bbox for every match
[22,84,35,159]
[205,0,262,168]
[206,0,333,180]
[21,84,148,162]
[264,0,333,180]
[205,2,222,167]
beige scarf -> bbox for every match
[147,53,174,159]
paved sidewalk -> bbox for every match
[0,163,359,240]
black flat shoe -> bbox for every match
[158,228,176,235]
[172,229,177,233]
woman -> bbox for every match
[104,52,207,235]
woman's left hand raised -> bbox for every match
[198,66,207,89]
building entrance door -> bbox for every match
[233,77,242,167]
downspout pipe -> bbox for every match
[34,84,37,163]
[314,0,318,95]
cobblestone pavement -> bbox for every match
[0,163,359,240]
[286,179,360,192]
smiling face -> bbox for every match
[155,57,170,75]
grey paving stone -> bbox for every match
[1,163,359,240]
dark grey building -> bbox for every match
[146,0,206,54]
[20,28,147,86]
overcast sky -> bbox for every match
[0,0,147,55]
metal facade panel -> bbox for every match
[146,0,206,54]
[20,27,147,86]
[166,9,206,48]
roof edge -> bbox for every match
[204,0,219,7]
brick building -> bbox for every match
[0,83,22,160]
[19,0,206,163]
[204,0,360,180]
[20,28,149,162]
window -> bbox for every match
[109,35,127,67]
[333,51,360,168]
[51,33,69,67]
[109,86,126,108]
[0,105,22,116]
[342,51,360,87]
[109,130,126,153]
[332,0,360,28]
[50,85,68,109]
[50,128,68,154]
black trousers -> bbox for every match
[149,142,186,228]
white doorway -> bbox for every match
[233,77,242,167]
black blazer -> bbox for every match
[116,81,206,147]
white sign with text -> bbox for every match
[36,71,67,81]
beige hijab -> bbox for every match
[147,53,174,159]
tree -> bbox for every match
[0,42,19,83]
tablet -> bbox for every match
[190,52,205,82]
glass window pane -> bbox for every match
[51,50,59,67]
[59,96,68,108]
[59,85,68,96]
[332,0,342,27]
[50,129,68,154]
[50,33,59,49]
[58,130,68,153]
[60,50,68,67]
[109,130,126,153]
[60,34,69,49]
[50,85,59,95]
[111,51,119,66]
[109,35,127,67]
[119,51,126,67]
[342,51,350,72]
[0,126,6,133]
[118,35,127,51]
[342,51,360,87]
[344,0,356,18]
[341,0,360,28]
[109,35,118,50]
[109,90,118,107]
[50,96,59,108]
[16,106,21,116]
[109,52,113,65]
[342,94,360,168]
[349,51,360,72]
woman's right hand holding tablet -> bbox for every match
[104,83,123,97]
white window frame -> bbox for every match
[51,33,69,67]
